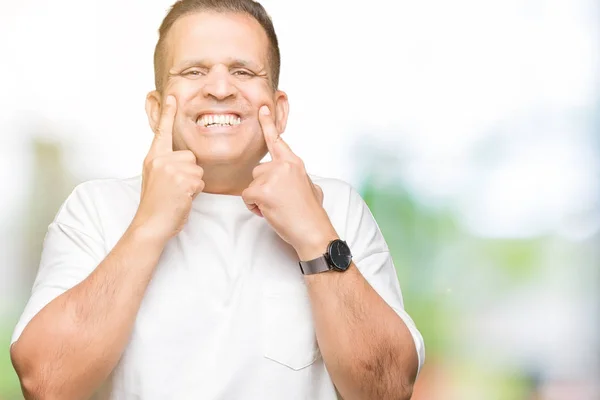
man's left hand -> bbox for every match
[242,105,338,260]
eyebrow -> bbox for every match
[172,58,264,72]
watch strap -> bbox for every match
[298,255,331,275]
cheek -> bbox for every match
[168,79,203,106]
[238,81,274,108]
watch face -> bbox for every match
[329,240,352,271]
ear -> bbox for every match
[273,90,289,134]
[145,90,162,133]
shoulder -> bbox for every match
[309,173,387,248]
[69,175,141,199]
[54,175,142,230]
[308,173,355,198]
[308,173,365,211]
[308,173,370,237]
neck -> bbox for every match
[200,162,256,196]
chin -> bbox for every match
[188,144,251,166]
[196,153,242,165]
[184,134,265,166]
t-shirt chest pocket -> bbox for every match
[262,282,321,370]
[257,229,322,370]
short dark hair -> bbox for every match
[153,0,281,92]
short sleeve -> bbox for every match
[343,184,425,373]
[11,182,106,345]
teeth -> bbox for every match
[197,114,242,127]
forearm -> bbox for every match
[304,263,419,400]
[11,224,167,400]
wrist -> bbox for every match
[127,217,172,248]
[294,230,339,262]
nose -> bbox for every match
[201,65,237,101]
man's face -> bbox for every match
[148,11,288,165]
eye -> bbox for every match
[232,69,254,77]
[183,69,205,77]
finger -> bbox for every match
[175,173,204,199]
[171,149,197,164]
[252,161,272,180]
[250,206,263,218]
[249,173,268,188]
[173,163,204,179]
[310,181,324,205]
[241,185,263,217]
[151,95,177,155]
[190,178,205,199]
[259,105,293,160]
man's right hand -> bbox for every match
[133,95,205,242]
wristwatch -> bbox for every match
[298,239,353,275]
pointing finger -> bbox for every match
[152,95,176,154]
[259,105,293,160]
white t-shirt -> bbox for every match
[12,174,425,400]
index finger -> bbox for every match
[259,105,293,160]
[151,95,177,154]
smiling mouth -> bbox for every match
[196,113,242,128]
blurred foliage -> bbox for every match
[0,137,77,399]
[0,321,20,400]
[21,139,77,297]
[359,173,565,400]
[475,239,546,282]
[361,179,457,357]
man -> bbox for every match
[10,0,425,399]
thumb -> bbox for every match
[311,181,324,205]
